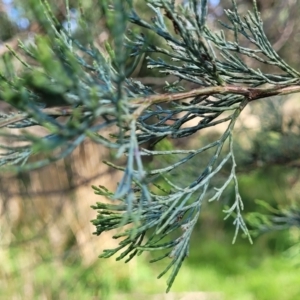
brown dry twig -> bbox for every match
[1,83,300,128]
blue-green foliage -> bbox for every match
[1,0,300,292]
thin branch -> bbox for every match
[2,83,299,128]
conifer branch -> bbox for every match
[1,0,300,292]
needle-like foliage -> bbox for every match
[1,0,300,292]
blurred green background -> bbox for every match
[0,0,300,299]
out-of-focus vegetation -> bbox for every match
[0,0,300,299]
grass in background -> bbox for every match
[1,161,299,299]
[1,230,299,300]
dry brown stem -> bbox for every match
[1,83,300,128]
